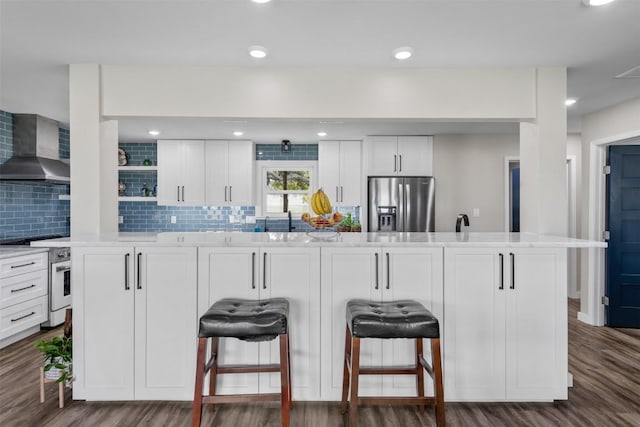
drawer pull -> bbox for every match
[11,311,36,322]
[10,261,36,269]
[11,284,36,293]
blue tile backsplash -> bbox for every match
[0,110,71,240]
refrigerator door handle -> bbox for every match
[398,182,404,232]
[404,183,410,230]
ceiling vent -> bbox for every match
[615,65,640,79]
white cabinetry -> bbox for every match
[0,251,49,347]
[198,246,320,400]
[320,247,443,400]
[157,140,205,205]
[365,136,433,176]
[443,247,567,401]
[73,246,197,400]
[318,140,362,206]
[205,140,254,206]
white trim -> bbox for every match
[255,160,318,218]
[584,128,640,326]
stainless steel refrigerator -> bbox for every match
[368,177,435,232]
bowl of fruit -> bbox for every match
[301,188,344,237]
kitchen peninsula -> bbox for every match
[33,232,605,403]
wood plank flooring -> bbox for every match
[1,300,639,426]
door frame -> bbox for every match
[584,130,640,326]
[504,156,579,298]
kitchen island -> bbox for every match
[33,232,605,403]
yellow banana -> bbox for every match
[311,191,323,215]
[322,190,332,214]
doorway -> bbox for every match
[605,145,640,327]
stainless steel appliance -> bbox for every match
[0,235,71,327]
[368,177,435,232]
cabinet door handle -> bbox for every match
[374,253,379,290]
[177,186,180,202]
[393,155,397,172]
[11,284,36,293]
[137,252,142,290]
[124,253,130,290]
[341,186,344,203]
[11,311,35,322]
[229,186,232,202]
[336,186,339,202]
[251,252,256,289]
[10,261,35,269]
[399,155,402,172]
[182,186,185,202]
[386,252,390,289]
[498,253,504,290]
[224,186,227,202]
[263,252,268,289]
[510,252,515,289]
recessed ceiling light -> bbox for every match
[393,47,414,60]
[148,130,160,136]
[582,0,615,6]
[233,131,244,136]
[317,132,327,137]
[252,0,271,3]
[249,45,268,59]
[565,98,577,107]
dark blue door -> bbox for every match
[606,145,640,328]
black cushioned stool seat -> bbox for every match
[199,297,289,341]
[346,299,440,339]
[341,299,445,427]
[192,298,292,427]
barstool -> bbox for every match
[192,298,292,427]
[340,299,445,426]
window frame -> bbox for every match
[255,160,318,218]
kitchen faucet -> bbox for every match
[288,211,296,232]
[456,214,469,232]
[263,216,269,232]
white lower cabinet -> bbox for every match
[73,246,198,400]
[443,247,567,401]
[320,247,443,400]
[197,247,321,400]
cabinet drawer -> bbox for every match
[0,269,48,309]
[0,295,48,340]
[0,252,48,279]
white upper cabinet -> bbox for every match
[365,136,433,176]
[318,140,362,206]
[157,140,205,206]
[205,140,254,206]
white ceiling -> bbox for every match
[1,0,639,142]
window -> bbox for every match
[257,161,317,216]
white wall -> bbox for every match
[433,134,519,232]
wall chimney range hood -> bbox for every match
[0,114,70,184]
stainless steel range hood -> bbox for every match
[0,114,70,184]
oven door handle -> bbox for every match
[56,266,71,273]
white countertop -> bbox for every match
[0,245,49,259]
[29,232,607,248]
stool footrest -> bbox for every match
[358,366,423,375]
[202,393,281,404]
[358,396,437,406]
[217,364,281,374]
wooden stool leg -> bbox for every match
[58,381,64,408]
[416,338,426,412]
[209,337,219,410]
[431,338,446,427]
[287,333,293,410]
[348,336,361,427]
[192,337,208,427]
[40,367,45,404]
[340,324,352,414]
[279,333,291,427]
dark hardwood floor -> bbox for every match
[1,300,639,426]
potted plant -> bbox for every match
[339,213,353,232]
[35,335,72,384]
